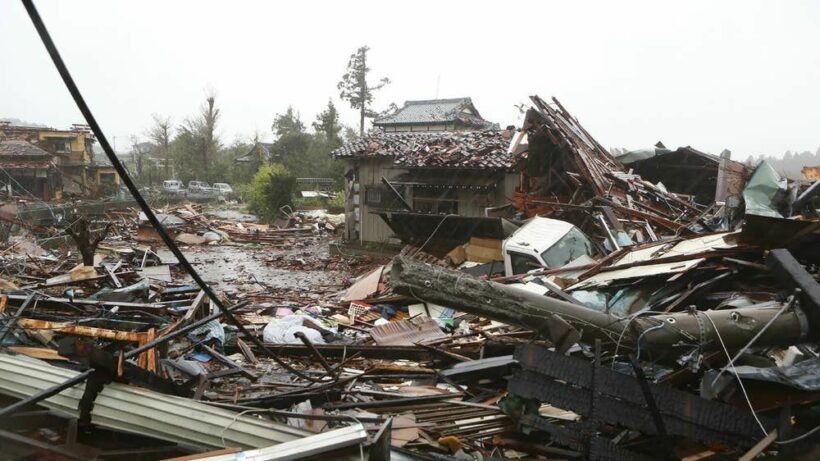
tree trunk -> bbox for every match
[390,256,809,352]
[65,217,111,266]
[359,105,365,137]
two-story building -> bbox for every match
[332,98,515,247]
[0,140,59,200]
[0,120,113,198]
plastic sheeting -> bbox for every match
[728,357,820,391]
[742,161,787,217]
[614,147,671,164]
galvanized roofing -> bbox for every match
[332,130,515,170]
[373,97,493,128]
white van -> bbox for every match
[212,183,233,195]
[188,181,212,193]
[163,180,183,194]
[503,217,598,276]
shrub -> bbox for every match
[246,163,295,221]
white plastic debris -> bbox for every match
[262,315,326,344]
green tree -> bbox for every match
[337,46,390,136]
[172,94,222,182]
[271,107,312,176]
[246,163,295,221]
[313,99,342,145]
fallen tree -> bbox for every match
[391,256,809,352]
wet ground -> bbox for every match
[174,239,351,296]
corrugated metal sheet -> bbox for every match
[0,354,308,449]
[197,424,368,460]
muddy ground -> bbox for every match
[159,235,380,303]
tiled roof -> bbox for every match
[0,141,53,169]
[235,142,276,162]
[332,130,515,170]
[374,98,493,128]
[0,140,52,158]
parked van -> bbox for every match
[188,181,212,193]
[212,183,233,195]
[162,180,184,194]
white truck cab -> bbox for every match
[503,217,598,276]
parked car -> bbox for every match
[162,180,184,194]
[212,183,233,195]
[188,181,212,194]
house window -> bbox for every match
[413,188,458,214]
[364,185,406,209]
[364,187,382,205]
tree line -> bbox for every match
[127,46,391,219]
[746,148,820,179]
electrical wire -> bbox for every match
[18,0,317,386]
[775,424,820,445]
[416,213,456,253]
[701,311,768,437]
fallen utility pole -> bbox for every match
[391,256,809,351]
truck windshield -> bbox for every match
[540,227,596,268]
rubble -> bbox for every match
[0,100,819,461]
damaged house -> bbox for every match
[333,129,517,246]
[615,143,749,204]
[0,140,59,200]
[0,120,100,197]
[333,97,514,246]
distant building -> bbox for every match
[88,151,121,192]
[374,98,496,133]
[0,120,106,197]
[234,142,276,164]
[0,140,59,200]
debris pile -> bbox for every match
[1,103,819,460]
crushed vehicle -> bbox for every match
[502,216,600,276]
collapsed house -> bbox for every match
[616,143,749,204]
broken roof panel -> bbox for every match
[332,130,514,170]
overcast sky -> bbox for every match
[2,1,819,159]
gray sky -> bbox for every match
[2,1,819,159]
